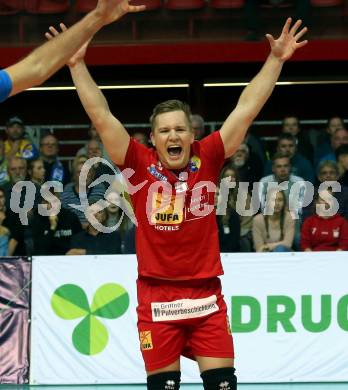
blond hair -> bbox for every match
[150,100,192,132]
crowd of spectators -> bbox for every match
[217,114,348,252]
[1,112,348,257]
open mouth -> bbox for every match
[167,145,182,158]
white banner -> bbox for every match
[30,252,348,384]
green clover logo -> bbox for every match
[51,283,129,355]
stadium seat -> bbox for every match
[25,0,69,14]
[210,0,244,8]
[311,0,343,5]
[165,0,205,10]
[0,0,24,14]
[131,0,162,10]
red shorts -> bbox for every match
[136,277,234,372]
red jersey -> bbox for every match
[301,214,348,251]
[122,131,225,280]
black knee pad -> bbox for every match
[201,367,237,390]
[147,371,181,390]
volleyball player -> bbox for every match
[48,15,308,390]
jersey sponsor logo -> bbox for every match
[151,295,218,322]
[154,225,179,231]
[139,330,153,350]
[151,192,184,225]
[188,155,201,172]
[148,164,168,182]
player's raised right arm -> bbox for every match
[44,22,131,165]
[70,61,130,166]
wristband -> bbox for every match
[0,69,13,102]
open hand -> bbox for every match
[95,0,146,26]
[266,18,308,62]
[45,23,90,67]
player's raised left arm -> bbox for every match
[220,18,308,158]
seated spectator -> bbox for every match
[67,202,122,255]
[301,192,348,251]
[28,158,46,208]
[217,208,240,253]
[3,156,28,208]
[72,154,88,168]
[0,186,26,256]
[259,152,306,249]
[216,166,241,253]
[314,116,345,163]
[282,116,313,163]
[230,142,263,184]
[86,139,115,182]
[0,213,9,255]
[252,189,295,252]
[302,160,348,221]
[105,189,135,253]
[40,134,70,185]
[61,159,106,229]
[105,189,131,231]
[86,139,103,159]
[4,116,38,160]
[28,158,45,186]
[123,224,136,254]
[328,116,345,132]
[336,144,348,187]
[316,128,348,168]
[217,164,255,252]
[245,129,266,165]
[31,189,82,255]
[190,114,205,140]
[0,139,9,186]
[80,129,122,181]
[0,191,9,255]
[264,133,314,183]
[77,123,109,159]
[259,152,306,212]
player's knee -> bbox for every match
[201,367,237,390]
[147,371,181,390]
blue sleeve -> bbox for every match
[0,69,13,102]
